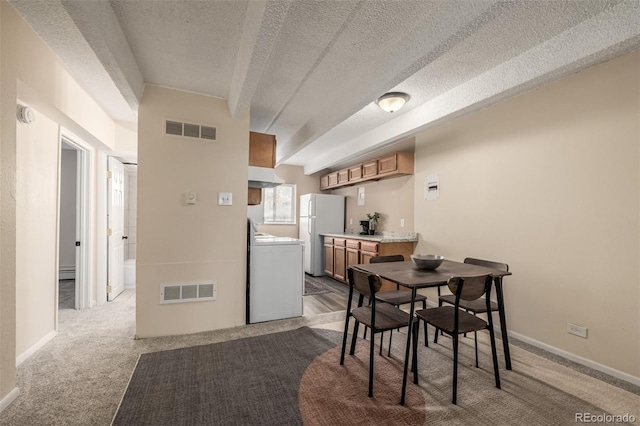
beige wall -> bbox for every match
[1,2,119,402]
[414,51,639,378]
[256,165,322,238]
[15,106,59,356]
[331,174,415,234]
[136,85,250,337]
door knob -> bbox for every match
[122,236,128,240]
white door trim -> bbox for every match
[60,128,94,311]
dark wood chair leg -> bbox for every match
[340,312,351,365]
[368,326,375,397]
[412,320,419,385]
[474,331,479,368]
[350,321,360,355]
[422,300,428,347]
[452,333,459,405]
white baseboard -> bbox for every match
[0,388,20,413]
[507,330,640,387]
[59,265,76,280]
[423,298,639,387]
[16,330,57,366]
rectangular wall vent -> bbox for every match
[160,281,217,304]
[164,120,217,141]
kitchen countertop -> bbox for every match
[320,231,418,243]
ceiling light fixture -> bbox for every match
[376,92,410,113]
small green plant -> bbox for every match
[366,212,381,226]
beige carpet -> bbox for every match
[0,290,638,425]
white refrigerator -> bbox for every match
[299,193,345,276]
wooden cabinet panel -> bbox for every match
[346,239,360,249]
[377,154,398,175]
[324,243,334,276]
[248,187,262,205]
[328,173,338,187]
[324,236,334,245]
[249,132,276,168]
[333,238,346,247]
[360,241,379,253]
[337,169,349,185]
[348,165,362,182]
[318,152,413,190]
[333,246,346,281]
[346,247,359,270]
[320,175,329,190]
[362,160,378,178]
[360,251,377,264]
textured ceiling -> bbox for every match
[9,0,640,174]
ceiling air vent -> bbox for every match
[164,120,217,141]
[160,281,217,304]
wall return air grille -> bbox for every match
[165,120,217,141]
[160,281,217,304]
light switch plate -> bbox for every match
[218,192,232,206]
[186,192,197,204]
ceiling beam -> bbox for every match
[228,0,292,120]
[60,0,144,111]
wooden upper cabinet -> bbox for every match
[320,175,330,190]
[248,187,262,205]
[249,131,276,168]
[337,169,349,185]
[319,152,413,190]
[327,172,339,187]
[378,152,414,176]
[348,165,362,182]
[362,160,378,179]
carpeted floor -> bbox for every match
[1,290,638,425]
[113,325,640,426]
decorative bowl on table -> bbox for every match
[411,254,444,270]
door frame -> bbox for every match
[59,129,94,313]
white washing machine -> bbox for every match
[247,225,304,324]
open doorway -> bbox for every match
[58,142,78,310]
[57,132,92,316]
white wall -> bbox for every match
[15,105,59,357]
[136,85,250,337]
[59,149,77,274]
[413,51,639,378]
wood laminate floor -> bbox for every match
[303,276,357,316]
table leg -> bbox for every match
[400,287,417,405]
[494,277,512,370]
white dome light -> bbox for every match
[376,92,410,113]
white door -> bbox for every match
[107,157,125,301]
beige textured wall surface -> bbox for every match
[331,174,415,234]
[413,51,640,378]
[136,85,250,337]
[257,165,322,238]
[1,3,119,401]
[15,107,59,356]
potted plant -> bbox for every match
[366,212,381,235]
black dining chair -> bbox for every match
[366,255,428,354]
[340,266,416,397]
[413,275,501,404]
[436,258,508,368]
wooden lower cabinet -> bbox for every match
[324,241,334,276]
[323,237,414,290]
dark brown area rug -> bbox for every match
[303,275,334,296]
